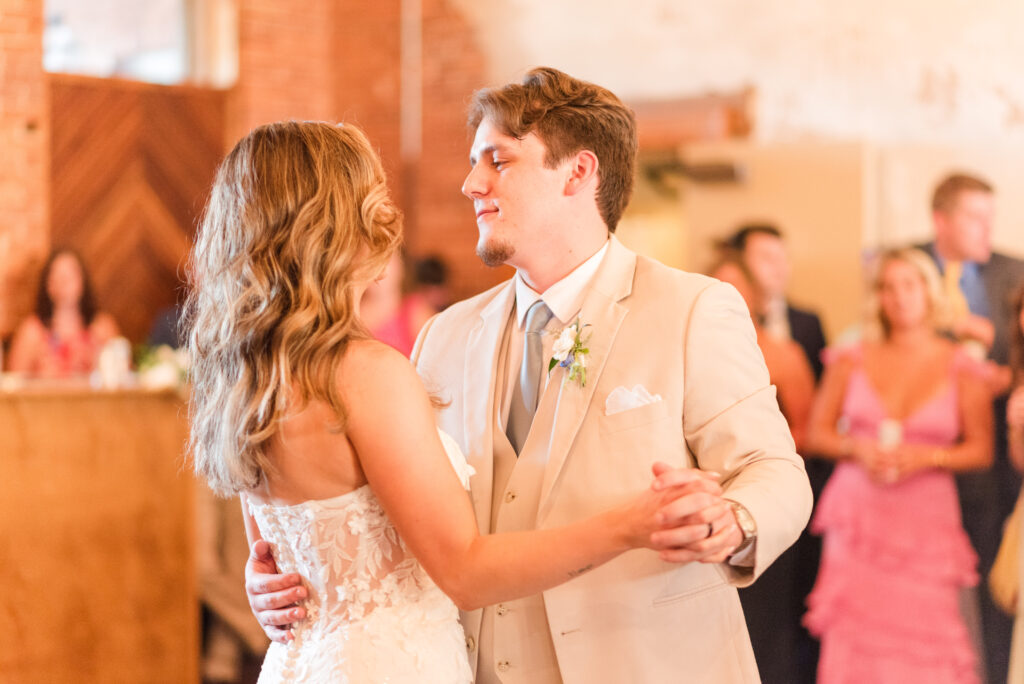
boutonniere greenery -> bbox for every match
[549,318,591,387]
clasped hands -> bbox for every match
[848,437,932,485]
[647,461,744,564]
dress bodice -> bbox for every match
[248,485,435,629]
[247,430,474,684]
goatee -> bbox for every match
[477,239,515,267]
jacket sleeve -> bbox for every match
[681,280,813,585]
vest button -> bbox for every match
[504,490,517,503]
[465,635,476,652]
[497,660,511,672]
[496,604,508,616]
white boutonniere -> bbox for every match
[548,318,591,387]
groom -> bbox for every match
[247,67,812,683]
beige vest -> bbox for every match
[475,310,562,684]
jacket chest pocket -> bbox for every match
[599,397,672,435]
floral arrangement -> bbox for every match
[134,344,190,390]
[549,318,591,387]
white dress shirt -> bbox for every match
[498,241,610,429]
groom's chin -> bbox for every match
[476,239,514,268]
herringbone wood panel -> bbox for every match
[50,75,225,343]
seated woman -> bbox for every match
[803,247,992,683]
[6,248,119,376]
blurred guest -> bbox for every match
[804,248,992,683]
[373,254,451,357]
[919,172,1024,682]
[6,248,119,376]
[728,224,827,380]
[711,252,817,684]
[1006,284,1024,683]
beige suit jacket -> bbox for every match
[411,237,813,684]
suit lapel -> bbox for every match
[537,237,637,515]
[463,282,516,533]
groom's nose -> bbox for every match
[462,164,487,199]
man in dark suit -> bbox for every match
[729,224,826,380]
[728,223,827,684]
[918,172,1024,684]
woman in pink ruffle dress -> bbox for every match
[804,248,993,684]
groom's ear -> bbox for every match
[563,149,599,197]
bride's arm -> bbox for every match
[344,342,696,612]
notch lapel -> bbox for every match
[537,237,638,516]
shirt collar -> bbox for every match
[514,240,610,328]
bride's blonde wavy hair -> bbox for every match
[185,121,401,496]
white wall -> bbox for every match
[451,0,1024,146]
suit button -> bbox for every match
[504,490,516,503]
[496,604,508,616]
[465,635,476,652]
[497,660,511,672]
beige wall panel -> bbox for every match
[680,141,868,342]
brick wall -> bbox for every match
[415,0,511,299]
[226,0,338,146]
[0,0,48,338]
[335,0,403,205]
[229,0,506,302]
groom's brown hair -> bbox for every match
[467,67,637,233]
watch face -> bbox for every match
[731,503,756,539]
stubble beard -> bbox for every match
[477,237,515,268]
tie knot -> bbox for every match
[524,300,554,335]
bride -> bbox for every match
[185,121,693,683]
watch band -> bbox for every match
[728,500,757,555]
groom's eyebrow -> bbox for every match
[469,144,497,167]
[468,143,509,166]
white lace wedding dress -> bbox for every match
[247,430,475,683]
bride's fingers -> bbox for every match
[258,605,306,629]
[263,624,295,644]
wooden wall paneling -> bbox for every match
[49,75,225,344]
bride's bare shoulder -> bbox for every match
[340,339,426,401]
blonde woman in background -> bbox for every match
[185,121,698,684]
[803,248,992,683]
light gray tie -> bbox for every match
[506,300,554,454]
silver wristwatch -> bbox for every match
[728,500,757,555]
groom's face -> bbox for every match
[462,117,570,269]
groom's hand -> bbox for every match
[648,462,743,565]
[246,539,308,643]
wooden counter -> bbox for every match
[0,387,198,683]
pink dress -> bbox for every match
[804,344,980,684]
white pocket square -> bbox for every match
[604,384,662,416]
